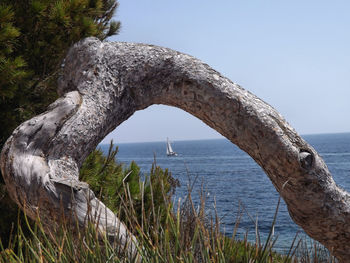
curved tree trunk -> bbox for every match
[1,37,349,261]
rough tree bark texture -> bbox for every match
[1,37,350,261]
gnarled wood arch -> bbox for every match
[1,37,349,261]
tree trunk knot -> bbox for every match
[299,150,313,170]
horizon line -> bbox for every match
[99,131,350,145]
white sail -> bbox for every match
[166,138,172,154]
[166,138,177,156]
[168,140,174,153]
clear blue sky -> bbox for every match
[102,0,350,143]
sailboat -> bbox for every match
[166,138,177,156]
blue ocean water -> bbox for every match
[100,133,350,253]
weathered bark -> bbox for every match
[1,37,349,261]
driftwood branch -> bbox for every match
[1,37,349,261]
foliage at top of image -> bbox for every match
[0,0,120,147]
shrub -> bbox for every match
[79,141,180,232]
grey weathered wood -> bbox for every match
[1,37,349,261]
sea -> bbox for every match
[100,133,350,253]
